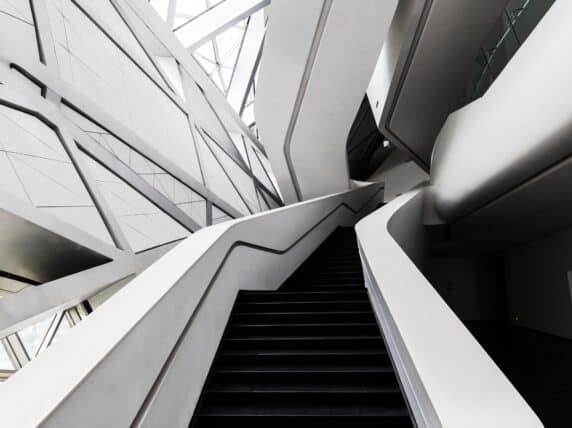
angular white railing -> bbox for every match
[355,189,543,428]
[0,183,383,428]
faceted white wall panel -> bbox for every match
[0,0,39,63]
[0,105,114,245]
[81,153,190,252]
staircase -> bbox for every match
[191,228,413,427]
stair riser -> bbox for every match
[217,353,390,367]
[239,292,367,303]
[210,371,398,386]
[223,338,384,351]
[227,324,379,337]
[204,391,406,406]
[196,416,412,428]
[236,302,370,312]
[232,312,375,323]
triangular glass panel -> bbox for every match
[18,314,56,358]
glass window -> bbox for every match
[460,0,556,106]
[0,341,14,371]
[18,315,55,358]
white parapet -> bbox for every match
[0,183,383,428]
[355,189,543,428]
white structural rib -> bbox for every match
[0,183,383,428]
[226,10,265,114]
[175,0,269,51]
[355,189,542,428]
[255,0,398,204]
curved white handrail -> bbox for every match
[0,183,383,428]
[355,189,543,428]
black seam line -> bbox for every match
[0,270,41,286]
[130,185,384,427]
[0,8,32,26]
[134,237,187,255]
[382,0,433,173]
[28,0,45,64]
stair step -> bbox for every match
[232,311,376,323]
[195,415,413,428]
[205,388,405,406]
[222,336,385,351]
[208,383,398,393]
[236,301,370,312]
[227,322,379,337]
[199,402,410,417]
[239,290,367,302]
[211,367,398,386]
[218,349,390,367]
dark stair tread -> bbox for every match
[233,310,373,316]
[195,415,413,428]
[214,367,393,374]
[225,335,381,341]
[200,403,410,417]
[240,290,366,296]
[207,384,399,393]
[230,322,377,328]
[237,300,368,305]
[221,349,387,357]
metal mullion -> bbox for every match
[35,313,63,357]
[3,334,30,369]
[65,307,82,327]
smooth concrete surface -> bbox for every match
[256,0,397,203]
[368,153,428,203]
[373,0,506,169]
[430,1,572,222]
[355,189,542,427]
[449,154,572,248]
[0,184,383,428]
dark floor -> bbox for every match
[465,320,572,427]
